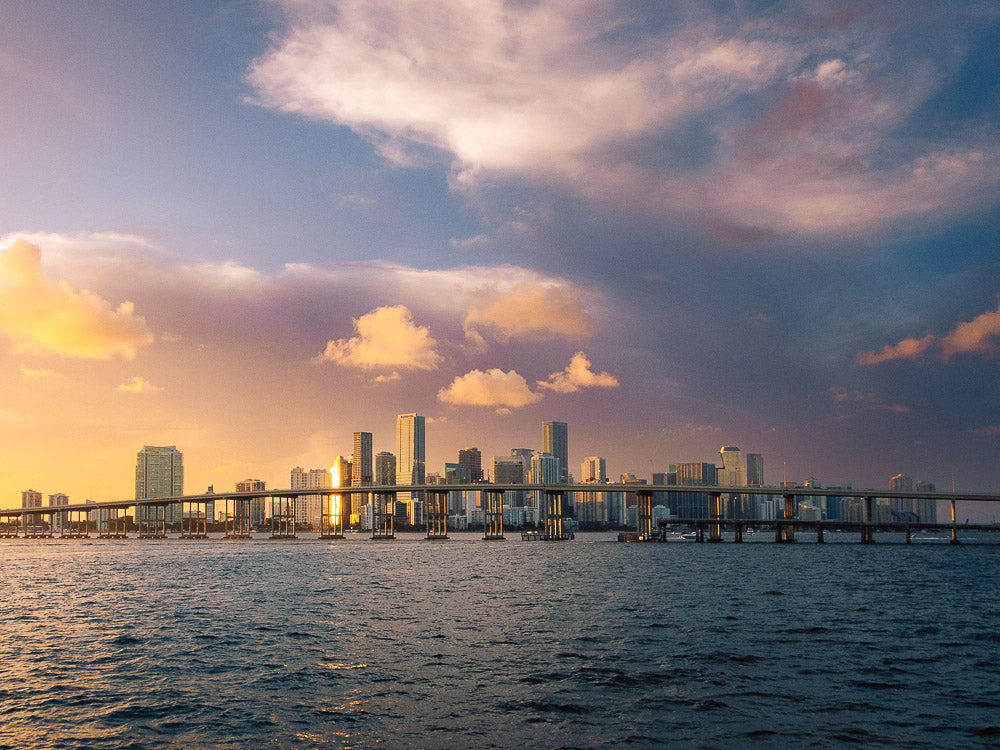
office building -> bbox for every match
[746,453,764,487]
[492,455,525,508]
[135,445,183,525]
[396,413,425,521]
[458,447,483,482]
[352,432,373,486]
[542,421,568,484]
[375,451,396,485]
[581,456,607,483]
[669,462,716,519]
[48,492,69,533]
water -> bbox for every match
[1,533,998,749]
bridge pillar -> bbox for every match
[97,507,127,539]
[862,496,875,544]
[269,496,297,539]
[425,491,449,539]
[950,498,959,545]
[734,523,743,543]
[320,492,345,539]
[180,501,209,539]
[905,526,912,544]
[482,490,505,540]
[778,494,796,542]
[22,508,51,539]
[224,497,252,539]
[543,490,568,540]
[636,491,653,541]
[816,523,824,544]
[0,514,18,538]
[137,504,167,539]
[372,491,396,539]
[708,492,723,542]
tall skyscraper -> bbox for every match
[746,454,764,487]
[542,421,568,484]
[718,447,747,486]
[375,451,396,485]
[135,445,183,524]
[458,447,483,482]
[396,413,426,519]
[352,432,373,486]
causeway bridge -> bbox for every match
[2,484,998,544]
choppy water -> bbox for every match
[1,532,998,749]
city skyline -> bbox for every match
[2,3,999,508]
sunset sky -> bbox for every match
[2,1,999,507]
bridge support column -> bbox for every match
[225,497,252,539]
[734,524,743,543]
[137,504,166,539]
[861,496,875,544]
[816,523,824,544]
[776,494,796,542]
[696,523,704,543]
[425,491,448,539]
[320,492,345,539]
[97,507,126,539]
[372,491,396,539]
[0,514,18,538]
[543,490,568,540]
[905,526,912,544]
[708,492,723,542]
[950,498,959,545]
[636,491,654,541]
[482,490,505,540]
[180,501,209,539]
[269,496,297,539]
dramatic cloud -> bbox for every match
[437,368,542,409]
[463,282,596,343]
[118,376,163,394]
[858,303,1000,364]
[0,239,154,359]
[828,387,909,414]
[537,352,619,393]
[317,305,442,371]
[249,1,1000,237]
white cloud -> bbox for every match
[537,352,619,393]
[19,364,63,379]
[317,305,441,370]
[438,368,542,408]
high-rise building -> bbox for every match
[135,445,183,525]
[581,456,607,483]
[352,432,373,486]
[889,474,937,522]
[542,421,568,484]
[48,492,69,533]
[670,462,716,519]
[396,413,425,519]
[237,479,267,525]
[290,466,332,528]
[375,451,396,485]
[718,447,746,487]
[458,447,483,482]
[746,454,764,487]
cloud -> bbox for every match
[828,387,908,413]
[437,368,542,409]
[858,302,1000,364]
[537,352,619,393]
[463,282,596,342]
[19,365,63,379]
[373,371,402,383]
[975,425,1000,437]
[317,305,442,370]
[118,376,163,394]
[248,2,1000,238]
[450,234,489,250]
[0,239,154,359]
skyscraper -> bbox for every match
[236,478,267,525]
[542,421,568,484]
[746,454,764,487]
[458,447,483,482]
[718,447,747,487]
[352,432,373,486]
[290,466,332,528]
[396,413,425,519]
[581,456,607,483]
[375,451,396,485]
[135,445,183,524]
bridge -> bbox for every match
[1,484,998,544]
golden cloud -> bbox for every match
[118,376,163,394]
[856,334,936,365]
[438,368,542,408]
[464,283,596,342]
[0,240,153,359]
[19,364,63,379]
[858,302,1000,365]
[317,305,441,370]
[537,352,619,393]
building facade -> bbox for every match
[135,445,183,525]
[542,421,568,484]
[352,432,373,486]
[458,447,483,483]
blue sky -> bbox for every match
[1,1,999,506]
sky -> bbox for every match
[2,0,999,510]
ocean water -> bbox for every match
[1,532,998,749]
